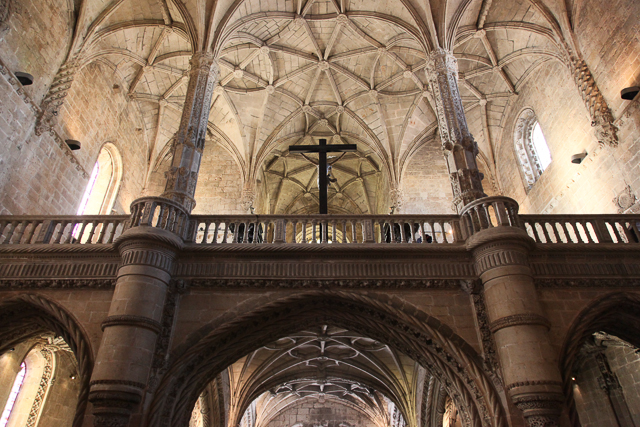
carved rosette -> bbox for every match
[161,52,219,212]
[35,60,80,136]
[425,49,486,211]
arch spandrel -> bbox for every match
[152,291,505,427]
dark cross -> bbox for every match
[289,138,357,214]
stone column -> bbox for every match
[466,204,564,426]
[425,48,486,212]
[88,226,182,427]
[161,52,219,212]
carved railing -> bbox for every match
[0,215,129,245]
[519,215,640,244]
[0,205,638,248]
[187,214,464,245]
[129,197,191,240]
[460,197,520,237]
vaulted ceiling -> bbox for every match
[66,0,575,214]
[224,325,419,427]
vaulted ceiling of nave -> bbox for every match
[219,325,422,427]
[72,0,567,213]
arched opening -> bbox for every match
[513,108,552,191]
[0,295,94,427]
[149,292,505,427]
[560,292,640,427]
[77,143,123,215]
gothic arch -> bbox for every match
[0,294,94,427]
[559,291,640,427]
[148,291,506,427]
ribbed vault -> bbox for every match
[59,0,577,214]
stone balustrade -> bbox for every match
[0,215,129,244]
[520,214,640,244]
[129,197,191,239]
[1,197,639,247]
[188,214,463,244]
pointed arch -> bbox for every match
[148,291,505,427]
[0,294,94,427]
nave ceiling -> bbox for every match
[209,325,431,427]
[60,0,577,213]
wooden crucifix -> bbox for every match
[289,138,357,214]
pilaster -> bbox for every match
[161,52,219,212]
[466,198,563,427]
[425,48,486,212]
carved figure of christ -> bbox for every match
[289,138,357,214]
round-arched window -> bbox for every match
[514,108,552,190]
[77,143,123,215]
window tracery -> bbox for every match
[513,108,552,190]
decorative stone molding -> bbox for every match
[175,260,476,279]
[506,380,563,391]
[0,278,116,289]
[101,315,162,334]
[535,278,640,288]
[120,247,175,272]
[490,314,551,333]
[512,392,563,427]
[184,278,463,289]
[90,379,148,389]
[474,248,529,275]
[25,347,53,427]
[566,55,618,148]
[469,291,502,383]
[89,389,143,427]
[148,281,187,390]
[35,60,80,136]
[514,108,544,190]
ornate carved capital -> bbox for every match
[89,388,142,427]
[490,313,550,333]
[512,392,563,427]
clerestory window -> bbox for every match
[514,108,552,190]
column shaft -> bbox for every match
[470,227,564,427]
[89,228,182,427]
[425,48,486,212]
[161,52,219,212]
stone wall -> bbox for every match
[193,139,245,214]
[173,290,481,355]
[264,399,377,427]
[401,141,454,214]
[605,344,640,425]
[0,59,148,215]
[573,354,618,427]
